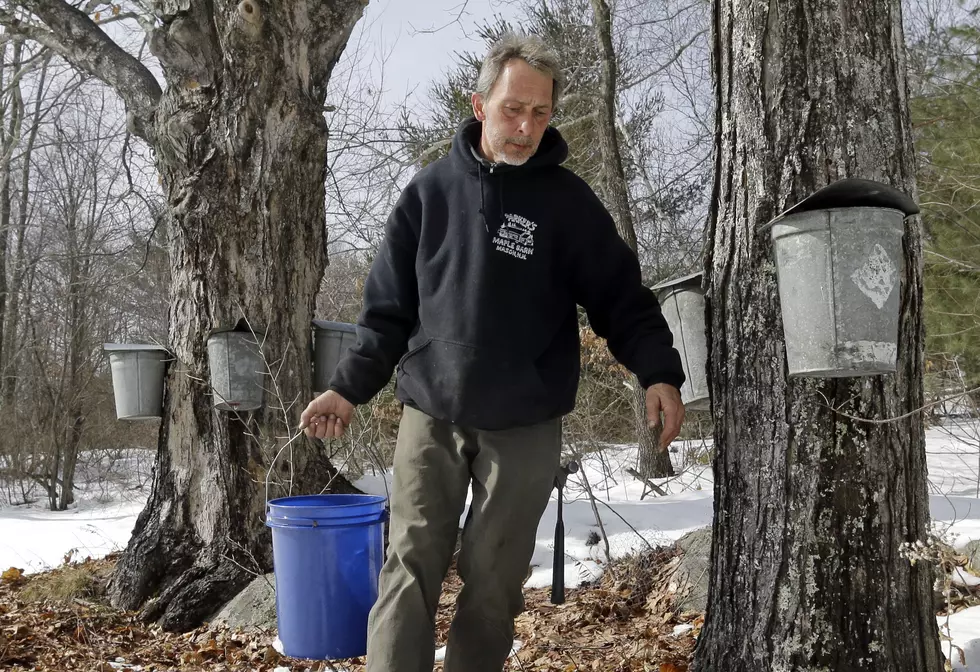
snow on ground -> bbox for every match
[353,438,716,590]
[4,422,980,667]
[944,607,980,672]
[0,448,151,574]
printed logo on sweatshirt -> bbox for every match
[492,213,537,261]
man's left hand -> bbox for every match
[646,383,685,450]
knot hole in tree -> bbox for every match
[238,0,262,27]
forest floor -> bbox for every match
[5,421,980,670]
[0,549,699,671]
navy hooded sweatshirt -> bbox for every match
[327,116,685,430]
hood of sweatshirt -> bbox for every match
[326,113,686,431]
[449,116,569,234]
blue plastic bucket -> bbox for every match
[266,494,387,660]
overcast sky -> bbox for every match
[348,0,518,110]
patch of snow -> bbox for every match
[434,639,522,662]
[673,624,694,637]
[940,606,980,671]
[0,448,151,574]
[352,471,390,499]
[953,567,980,589]
[525,442,713,589]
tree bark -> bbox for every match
[0,41,25,384]
[2,55,49,409]
[57,207,86,512]
[1,0,369,631]
[693,0,942,670]
[590,0,673,479]
[108,2,367,632]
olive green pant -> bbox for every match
[365,404,561,672]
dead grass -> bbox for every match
[18,559,112,604]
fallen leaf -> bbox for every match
[1,567,23,583]
[660,663,688,672]
[181,650,204,665]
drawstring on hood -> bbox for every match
[450,116,569,235]
[478,168,488,233]
[475,169,509,235]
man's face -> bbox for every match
[472,58,554,166]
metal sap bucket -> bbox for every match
[207,324,265,411]
[104,343,170,420]
[652,272,710,411]
[312,320,357,394]
[766,178,919,378]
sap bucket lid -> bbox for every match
[103,342,171,353]
[207,317,267,339]
[651,271,703,295]
[312,319,357,333]
[760,178,920,232]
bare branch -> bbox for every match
[411,136,453,166]
[0,43,56,98]
[0,0,162,141]
[621,29,707,91]
[817,386,980,425]
[409,0,472,35]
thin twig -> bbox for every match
[625,466,668,497]
[817,385,980,425]
[408,0,471,35]
[573,450,613,566]
[592,497,657,554]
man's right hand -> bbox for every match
[300,390,355,440]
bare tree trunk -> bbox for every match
[3,56,50,409]
[0,0,369,630]
[46,424,60,511]
[100,2,365,631]
[57,415,81,510]
[692,0,942,669]
[0,41,25,382]
[633,385,669,476]
[590,0,673,479]
[56,217,86,512]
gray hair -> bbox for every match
[475,32,565,111]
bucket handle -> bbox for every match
[265,424,309,510]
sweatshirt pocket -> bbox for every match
[396,337,551,430]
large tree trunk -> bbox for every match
[99,1,367,631]
[692,0,942,670]
[590,0,673,479]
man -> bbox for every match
[300,32,686,672]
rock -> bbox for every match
[209,573,278,632]
[964,540,980,574]
[669,526,712,614]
